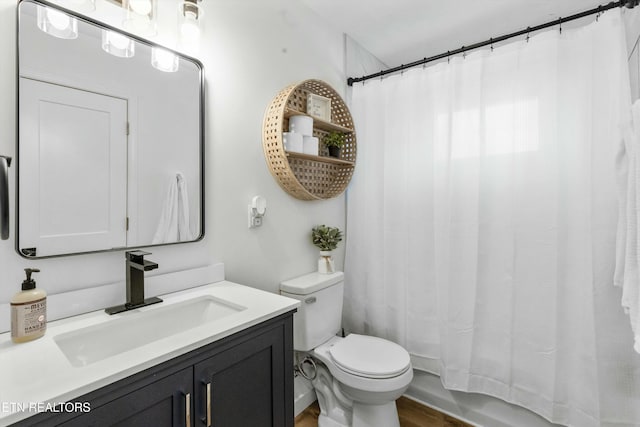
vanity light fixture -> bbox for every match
[101,30,135,58]
[178,0,203,49]
[122,0,157,36]
[36,5,78,39]
[151,47,179,72]
[67,0,96,13]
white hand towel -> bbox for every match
[152,173,193,244]
[176,173,193,242]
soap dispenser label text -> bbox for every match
[10,297,46,338]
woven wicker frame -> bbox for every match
[262,80,357,200]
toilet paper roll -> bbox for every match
[303,136,319,155]
[283,132,303,153]
[289,115,314,136]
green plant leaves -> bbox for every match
[311,225,343,251]
[323,132,345,148]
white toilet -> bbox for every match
[280,271,413,427]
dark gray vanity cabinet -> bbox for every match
[13,312,294,427]
[194,323,287,427]
[59,368,193,427]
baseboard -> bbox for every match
[294,374,317,416]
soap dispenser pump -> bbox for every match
[11,268,46,343]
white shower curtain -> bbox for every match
[345,10,640,427]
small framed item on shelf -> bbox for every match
[307,93,331,121]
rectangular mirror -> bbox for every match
[17,0,204,258]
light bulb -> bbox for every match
[37,5,78,39]
[47,9,71,31]
[68,0,96,12]
[151,47,179,72]
[129,0,152,16]
[102,30,135,58]
[178,1,203,49]
[123,0,157,36]
[107,31,130,50]
[180,12,200,42]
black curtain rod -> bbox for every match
[347,0,638,86]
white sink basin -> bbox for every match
[54,296,246,367]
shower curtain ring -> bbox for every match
[558,17,563,34]
[490,38,494,52]
[526,27,530,42]
[447,51,451,63]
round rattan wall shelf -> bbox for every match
[262,79,356,201]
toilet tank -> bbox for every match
[280,271,344,352]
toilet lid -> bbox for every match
[329,334,411,379]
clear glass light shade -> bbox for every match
[151,47,179,72]
[129,0,153,15]
[36,5,78,39]
[122,0,157,37]
[178,1,203,47]
[68,0,96,13]
[101,30,135,58]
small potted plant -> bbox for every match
[311,225,343,274]
[323,132,345,158]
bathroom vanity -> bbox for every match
[0,282,299,427]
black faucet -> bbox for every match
[105,250,163,315]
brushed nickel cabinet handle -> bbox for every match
[206,382,212,427]
[185,392,191,427]
[0,156,11,240]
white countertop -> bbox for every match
[0,281,300,426]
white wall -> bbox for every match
[345,35,387,81]
[0,0,373,332]
[204,0,348,290]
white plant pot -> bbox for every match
[318,250,335,274]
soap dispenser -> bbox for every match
[11,268,46,343]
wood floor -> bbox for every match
[295,396,474,427]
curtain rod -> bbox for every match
[347,1,638,86]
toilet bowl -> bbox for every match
[313,335,413,427]
[280,272,413,427]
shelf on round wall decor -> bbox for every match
[262,79,357,201]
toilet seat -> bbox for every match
[313,335,414,396]
[329,334,411,379]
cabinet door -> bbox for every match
[194,325,289,427]
[59,368,193,427]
